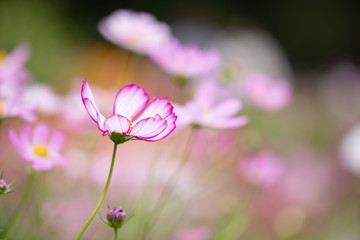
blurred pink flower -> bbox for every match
[9,123,65,171]
[98,9,171,54]
[174,226,211,240]
[151,38,221,80]
[242,72,291,111]
[81,80,177,142]
[23,83,62,115]
[173,82,247,129]
[0,92,36,122]
[238,150,285,187]
[0,43,31,96]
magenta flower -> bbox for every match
[173,82,247,129]
[242,72,291,111]
[9,123,65,171]
[150,38,221,80]
[0,92,36,123]
[0,43,31,96]
[81,80,177,143]
[98,9,171,55]
[238,150,285,187]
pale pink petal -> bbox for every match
[135,97,172,122]
[211,99,242,117]
[146,113,177,141]
[103,114,131,135]
[9,128,23,150]
[130,116,167,139]
[20,125,31,146]
[113,84,149,120]
[194,82,216,107]
[208,116,248,129]
[8,43,30,65]
[48,130,64,152]
[32,161,55,171]
[32,123,49,145]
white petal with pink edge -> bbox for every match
[146,113,177,141]
[113,84,149,120]
[81,80,106,123]
[130,116,167,139]
[135,97,173,123]
[103,114,131,135]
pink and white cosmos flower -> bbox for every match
[242,72,291,111]
[173,82,247,129]
[98,9,171,55]
[150,38,221,80]
[9,123,65,171]
[81,80,177,142]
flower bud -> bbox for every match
[0,179,7,191]
[107,207,126,223]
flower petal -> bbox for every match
[48,130,64,152]
[81,80,106,122]
[146,113,177,141]
[103,114,131,135]
[211,98,242,118]
[130,116,167,140]
[135,97,173,123]
[207,116,248,129]
[32,123,49,145]
[9,128,23,150]
[113,84,149,120]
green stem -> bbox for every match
[2,170,37,238]
[114,228,118,240]
[76,143,118,240]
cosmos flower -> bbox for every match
[242,72,291,111]
[9,123,65,171]
[98,9,171,55]
[173,82,247,129]
[238,150,285,187]
[0,43,31,96]
[0,92,36,123]
[150,38,221,81]
[81,80,177,143]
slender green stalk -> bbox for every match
[114,228,118,240]
[140,128,197,240]
[2,170,37,238]
[76,143,118,240]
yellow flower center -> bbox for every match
[0,50,7,62]
[0,100,6,116]
[33,145,48,157]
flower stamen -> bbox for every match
[0,100,6,116]
[33,145,48,157]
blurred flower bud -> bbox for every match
[0,179,7,191]
[105,207,126,229]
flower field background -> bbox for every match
[0,0,360,239]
